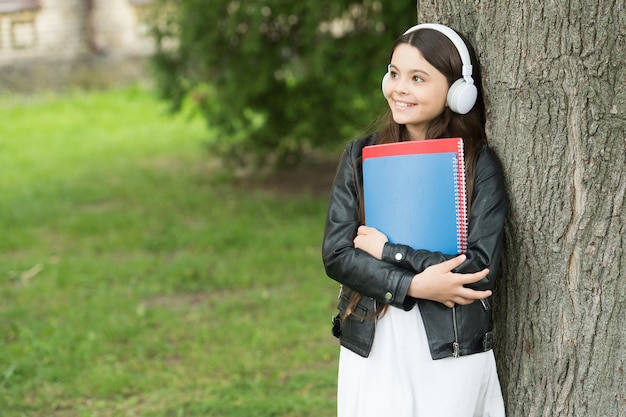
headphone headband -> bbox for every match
[402,23,474,85]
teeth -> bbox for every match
[395,101,414,108]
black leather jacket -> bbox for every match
[322,133,507,359]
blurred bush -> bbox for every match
[146,0,416,166]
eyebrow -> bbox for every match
[389,64,431,77]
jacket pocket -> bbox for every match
[334,291,376,358]
[456,298,493,355]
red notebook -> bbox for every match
[362,137,467,254]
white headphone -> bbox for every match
[381,23,478,115]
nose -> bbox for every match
[394,77,409,95]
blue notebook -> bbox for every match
[362,138,467,254]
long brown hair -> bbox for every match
[345,27,488,320]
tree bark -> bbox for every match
[417,1,625,416]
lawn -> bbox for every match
[0,87,339,416]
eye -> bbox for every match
[389,70,399,79]
[412,75,424,83]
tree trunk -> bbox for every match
[417,1,625,416]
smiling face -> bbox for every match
[383,43,450,140]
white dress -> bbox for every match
[337,305,506,417]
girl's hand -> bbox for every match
[353,225,388,260]
[408,254,492,308]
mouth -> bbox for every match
[393,100,416,109]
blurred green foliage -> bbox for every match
[147,0,416,165]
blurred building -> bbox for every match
[0,0,156,91]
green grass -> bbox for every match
[0,87,339,416]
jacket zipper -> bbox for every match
[452,305,460,358]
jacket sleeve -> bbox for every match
[379,146,507,291]
[322,140,416,310]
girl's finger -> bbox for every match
[437,254,466,271]
[458,268,490,284]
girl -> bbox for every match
[322,23,507,417]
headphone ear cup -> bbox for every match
[381,72,390,98]
[447,78,478,114]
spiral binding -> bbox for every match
[454,139,468,253]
